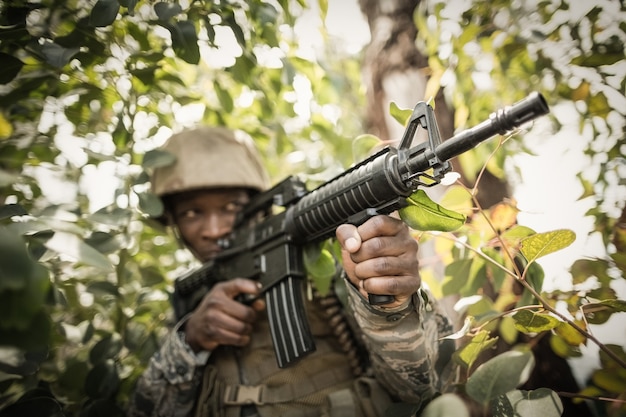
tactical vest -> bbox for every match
[193,296,393,417]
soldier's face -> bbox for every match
[172,188,250,262]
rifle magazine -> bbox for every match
[266,276,316,368]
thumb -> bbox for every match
[336,224,362,253]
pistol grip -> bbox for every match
[368,293,395,305]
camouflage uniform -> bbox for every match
[127,276,454,417]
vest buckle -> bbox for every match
[224,384,265,405]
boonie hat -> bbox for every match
[151,126,269,197]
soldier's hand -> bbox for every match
[336,215,420,308]
[184,278,265,352]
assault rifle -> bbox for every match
[173,92,549,368]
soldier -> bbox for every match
[128,126,454,417]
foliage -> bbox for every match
[0,0,363,414]
[0,1,625,417]
[414,0,626,415]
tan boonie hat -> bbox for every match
[151,126,270,197]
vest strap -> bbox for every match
[222,366,354,406]
[326,389,357,417]
[224,385,264,406]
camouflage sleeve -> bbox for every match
[345,278,454,407]
[127,318,210,417]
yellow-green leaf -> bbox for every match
[591,369,626,394]
[499,316,518,345]
[454,330,498,369]
[351,134,381,161]
[520,229,576,262]
[389,102,413,126]
[555,321,587,346]
[400,190,466,232]
[439,185,473,214]
[512,309,560,333]
[0,113,12,138]
[304,245,336,296]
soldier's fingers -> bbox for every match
[336,223,362,253]
[355,215,404,241]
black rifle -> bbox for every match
[173,92,549,368]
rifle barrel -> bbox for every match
[430,92,548,164]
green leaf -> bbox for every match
[0,52,24,84]
[592,368,626,394]
[492,389,563,417]
[517,259,545,307]
[43,231,114,272]
[139,265,165,286]
[142,149,176,169]
[0,227,45,292]
[454,330,498,370]
[512,309,560,333]
[0,204,28,220]
[442,258,472,296]
[438,185,472,214]
[57,358,89,395]
[581,299,626,326]
[550,332,582,359]
[554,321,587,346]
[0,169,19,187]
[85,231,125,254]
[34,42,81,68]
[89,333,123,364]
[169,21,200,64]
[131,66,158,86]
[598,344,626,368]
[498,316,518,345]
[119,0,138,14]
[154,2,182,21]
[596,299,626,312]
[86,281,120,297]
[137,191,164,218]
[0,392,63,415]
[0,263,49,330]
[466,350,535,404]
[89,206,132,228]
[399,190,466,232]
[501,225,536,246]
[0,310,51,350]
[389,102,413,126]
[351,134,381,161]
[214,82,234,112]
[90,0,120,27]
[85,360,119,399]
[304,244,336,296]
[520,229,576,262]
